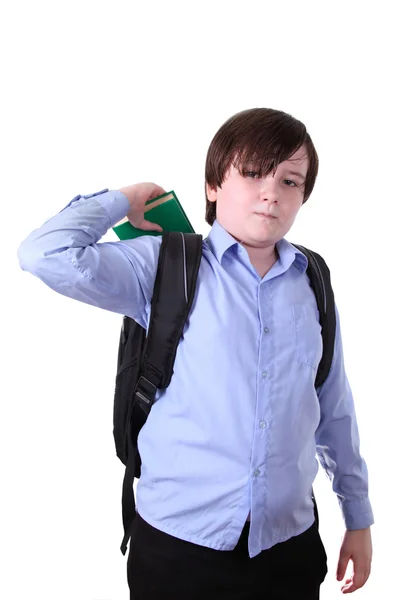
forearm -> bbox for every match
[316,305,374,530]
[17,189,155,321]
[17,189,129,268]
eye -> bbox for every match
[244,170,260,179]
[283,179,297,187]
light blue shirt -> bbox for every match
[17,189,374,558]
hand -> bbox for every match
[119,182,167,232]
[337,527,372,593]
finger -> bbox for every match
[351,557,371,589]
[353,569,370,589]
[341,571,369,594]
[336,554,351,581]
[149,184,167,198]
[140,220,163,232]
[341,574,356,594]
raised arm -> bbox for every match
[17,183,166,326]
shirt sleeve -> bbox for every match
[315,304,374,530]
[17,189,162,328]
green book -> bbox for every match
[112,190,195,240]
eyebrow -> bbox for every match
[286,170,306,181]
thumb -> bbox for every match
[139,219,163,232]
[337,551,351,581]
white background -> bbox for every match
[1,1,399,598]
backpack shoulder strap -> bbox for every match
[120,231,202,555]
[134,231,203,414]
[292,244,336,389]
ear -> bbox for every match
[206,183,217,203]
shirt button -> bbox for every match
[262,371,269,379]
[264,327,269,333]
[253,469,260,477]
[259,420,267,429]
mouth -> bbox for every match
[254,212,277,219]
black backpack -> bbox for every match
[113,232,336,555]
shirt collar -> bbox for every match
[206,220,308,274]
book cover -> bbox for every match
[112,190,195,240]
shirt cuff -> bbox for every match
[340,496,374,530]
[91,189,131,227]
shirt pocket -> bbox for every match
[292,304,323,371]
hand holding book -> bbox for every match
[118,182,167,233]
[114,185,195,240]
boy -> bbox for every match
[18,108,373,599]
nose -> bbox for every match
[258,176,280,204]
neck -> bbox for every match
[240,242,279,278]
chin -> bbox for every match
[247,232,277,246]
[253,224,279,239]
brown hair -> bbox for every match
[204,108,319,226]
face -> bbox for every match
[206,146,309,249]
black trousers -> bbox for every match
[127,513,328,599]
